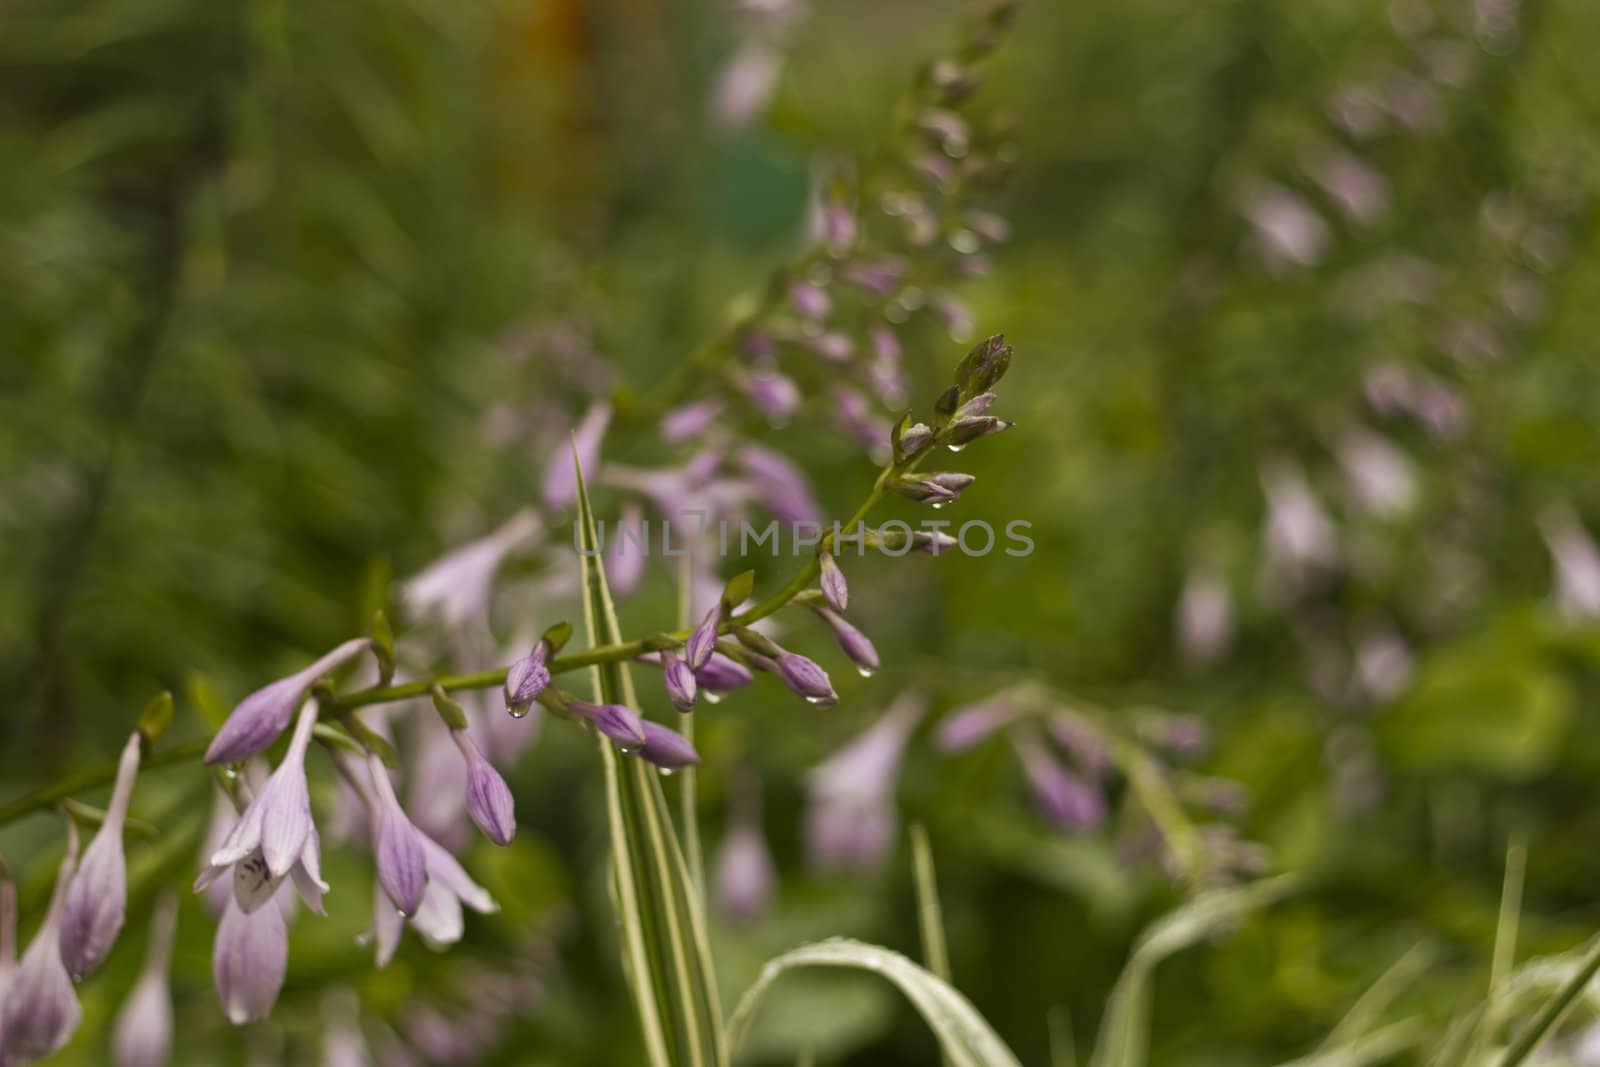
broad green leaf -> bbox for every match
[574,445,727,1067]
[726,938,1023,1067]
[1091,876,1299,1067]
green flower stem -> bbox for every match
[0,443,938,831]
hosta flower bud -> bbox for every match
[660,398,723,443]
[1013,732,1104,832]
[889,476,957,505]
[815,608,878,677]
[368,755,429,917]
[402,510,541,630]
[112,894,176,1067]
[504,641,552,716]
[955,334,1012,396]
[805,693,924,874]
[713,814,776,923]
[695,652,754,694]
[897,422,934,457]
[954,392,997,419]
[452,730,516,847]
[638,721,701,771]
[206,637,371,764]
[744,370,801,423]
[776,652,837,707]
[684,602,723,672]
[607,501,648,598]
[60,730,142,980]
[945,415,1013,448]
[818,552,848,612]
[789,280,830,320]
[935,698,1021,753]
[738,445,824,526]
[0,826,83,1062]
[542,402,612,510]
[212,888,288,1025]
[567,700,649,752]
[660,649,697,713]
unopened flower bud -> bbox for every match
[776,653,837,707]
[368,755,429,917]
[638,721,701,770]
[897,422,934,457]
[453,731,515,846]
[660,398,723,443]
[685,603,723,672]
[815,607,878,676]
[818,552,848,612]
[945,415,1013,447]
[744,370,800,423]
[1,825,83,1061]
[504,642,552,715]
[213,891,287,1025]
[713,814,776,923]
[660,649,698,712]
[695,652,755,693]
[889,476,957,505]
[60,730,142,980]
[1013,732,1104,832]
[206,638,371,764]
[789,280,831,320]
[568,700,649,752]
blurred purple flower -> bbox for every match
[403,511,542,632]
[59,730,141,980]
[713,787,777,923]
[805,693,925,874]
[1011,730,1104,832]
[1338,429,1416,518]
[710,39,782,130]
[1176,564,1233,669]
[206,637,372,764]
[1245,184,1329,270]
[661,398,724,443]
[1541,506,1600,620]
[111,893,176,1067]
[542,403,613,511]
[738,444,824,526]
[934,697,1023,753]
[742,369,801,424]
[0,826,83,1062]
[607,501,649,599]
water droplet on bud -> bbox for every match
[857,666,876,679]
[507,706,529,720]
[804,696,828,706]
[930,501,948,511]
[946,443,968,453]
[658,767,678,778]
[704,691,723,705]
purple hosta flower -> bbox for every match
[738,444,824,526]
[1048,711,1111,777]
[711,39,781,130]
[891,472,974,506]
[832,388,891,458]
[197,785,241,916]
[373,834,497,967]
[213,882,289,1024]
[934,697,1024,753]
[207,637,372,764]
[1384,71,1441,133]
[818,551,848,612]
[1338,429,1416,518]
[541,401,613,510]
[814,607,877,678]
[407,710,469,851]
[742,368,801,424]
[762,649,836,707]
[1176,565,1233,668]
[1244,183,1329,270]
[504,640,553,717]
[566,699,648,753]
[813,197,856,257]
[661,398,724,443]
[685,601,723,672]
[367,754,429,917]
[1355,627,1414,703]
[808,332,854,363]
[638,721,701,771]
[60,730,141,980]
[713,791,776,923]
[1541,507,1600,621]
[0,826,83,1062]
[1011,730,1104,832]
[197,700,329,917]
[789,279,830,320]
[1309,149,1389,225]
[660,649,698,713]
[897,422,934,458]
[403,510,542,631]
[607,501,648,599]
[805,693,925,874]
[1134,713,1210,759]
[453,729,516,846]
[320,989,368,1067]
[844,258,906,297]
[1260,459,1337,592]
[111,893,176,1067]
[695,652,754,697]
[945,415,1012,449]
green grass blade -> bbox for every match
[575,445,727,1067]
[726,938,1024,1067]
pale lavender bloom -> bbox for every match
[696,652,754,694]
[453,730,515,846]
[815,607,877,677]
[713,799,776,923]
[934,698,1022,753]
[1012,731,1104,832]
[197,785,241,916]
[1047,711,1110,777]
[407,710,468,851]
[504,641,552,716]
[1310,150,1389,224]
[898,423,934,456]
[1327,84,1388,139]
[542,403,612,511]
[0,826,83,1062]
[661,649,698,713]
[775,652,837,706]
[1246,184,1329,269]
[213,885,288,1025]
[1355,627,1413,702]
[1135,713,1210,758]
[1260,459,1337,588]
[111,893,176,1067]
[60,730,141,979]
[403,510,542,631]
[1385,72,1441,132]
[1541,507,1600,620]
[738,444,824,526]
[806,693,925,873]
[818,552,848,612]
[197,701,330,916]
[743,369,802,424]
[1176,565,1234,668]
[207,637,372,764]
[607,501,649,599]
[567,700,648,752]
[711,39,782,130]
[813,199,856,256]
[1339,429,1417,518]
[661,398,724,443]
[685,602,723,672]
[789,280,830,320]
[374,835,496,967]
[320,989,368,1067]
[808,332,853,363]
[844,258,906,297]
[638,721,701,771]
[368,755,429,917]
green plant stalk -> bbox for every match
[0,441,938,831]
[1497,935,1600,1067]
[676,553,704,897]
